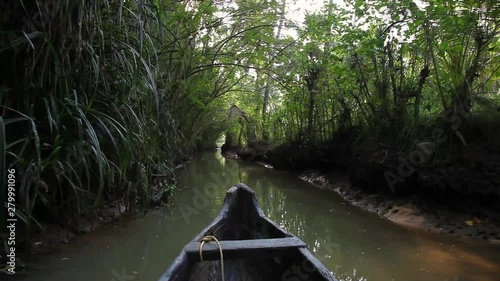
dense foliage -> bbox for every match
[1,0,499,250]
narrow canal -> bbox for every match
[14,151,500,281]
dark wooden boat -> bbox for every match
[158,183,337,281]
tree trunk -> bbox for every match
[305,66,319,142]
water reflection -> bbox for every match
[181,152,499,281]
[14,151,500,281]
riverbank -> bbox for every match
[299,169,500,243]
[222,132,500,243]
[9,151,500,281]
[0,163,186,274]
[26,202,129,255]
[240,122,500,244]
[0,202,129,275]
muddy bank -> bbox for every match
[255,121,500,242]
[28,202,130,255]
[299,169,500,243]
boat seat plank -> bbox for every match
[184,237,306,261]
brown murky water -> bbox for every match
[10,151,500,281]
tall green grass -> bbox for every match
[0,0,198,249]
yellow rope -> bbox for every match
[199,235,224,281]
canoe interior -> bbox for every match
[159,184,337,281]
